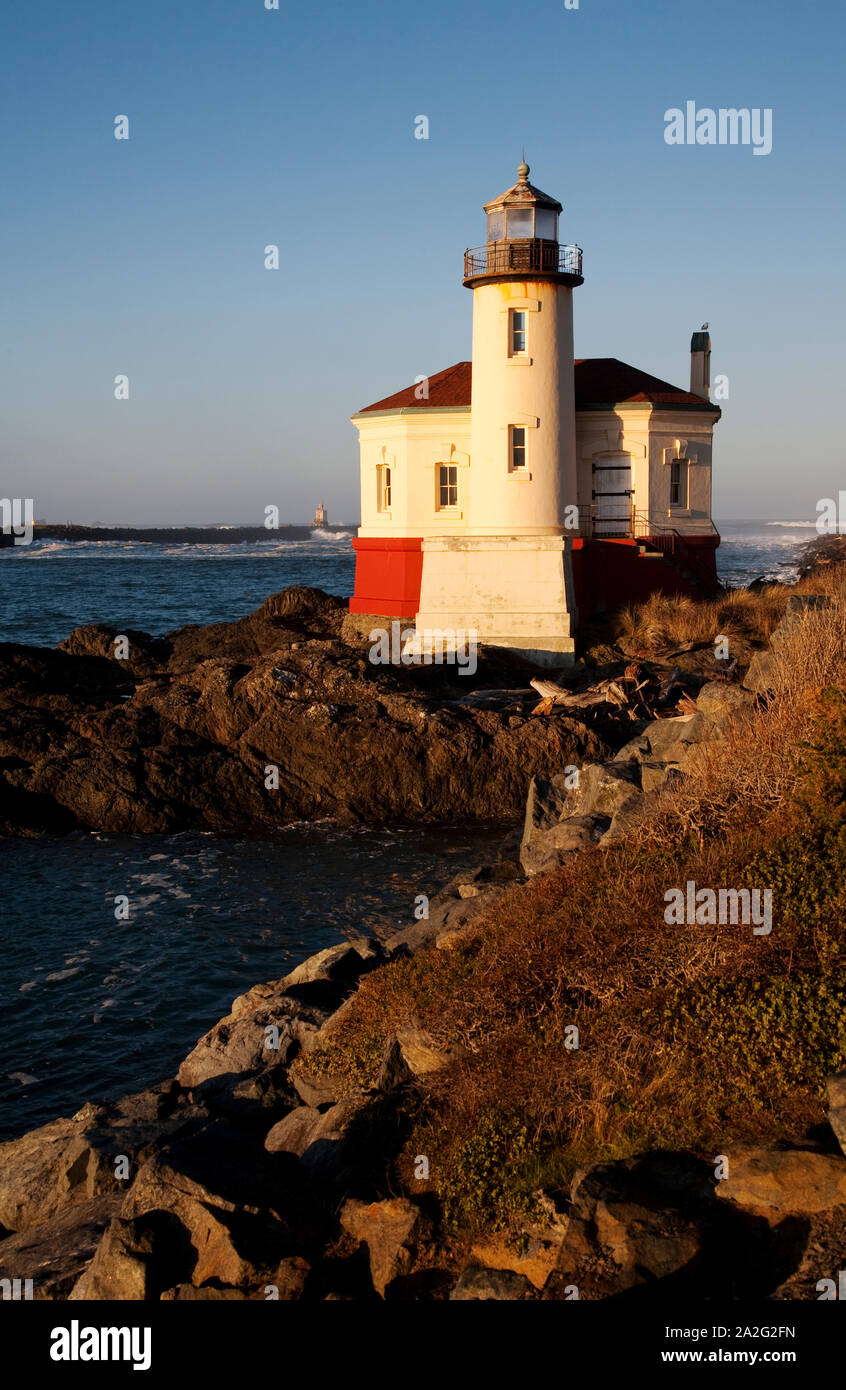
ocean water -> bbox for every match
[0,520,816,1139]
[0,822,505,1141]
[0,530,358,649]
[0,520,817,648]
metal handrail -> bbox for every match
[464,240,583,279]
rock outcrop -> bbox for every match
[0,587,606,836]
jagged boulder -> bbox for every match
[340,1197,432,1297]
[0,1081,204,1234]
[177,995,327,1091]
[0,1194,122,1300]
[715,1147,846,1219]
[743,651,778,695]
[520,814,607,877]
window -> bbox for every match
[509,309,527,356]
[670,458,689,507]
[378,464,391,512]
[438,464,458,509]
[510,425,527,471]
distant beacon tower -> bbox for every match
[414,160,584,664]
[312,502,328,526]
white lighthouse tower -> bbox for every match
[413,161,584,665]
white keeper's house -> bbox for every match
[349,161,721,666]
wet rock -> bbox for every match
[340,1197,432,1297]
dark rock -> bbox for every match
[0,587,607,836]
[376,1037,414,1091]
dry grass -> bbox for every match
[642,596,846,845]
[614,585,790,651]
[303,573,846,1238]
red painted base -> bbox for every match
[349,534,720,625]
[571,535,720,620]
[349,537,423,618]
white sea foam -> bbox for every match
[311,527,353,542]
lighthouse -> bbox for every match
[413,161,583,663]
[349,162,721,660]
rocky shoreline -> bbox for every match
[0,586,606,836]
[3,591,846,1300]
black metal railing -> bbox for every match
[571,505,721,589]
[464,240,583,279]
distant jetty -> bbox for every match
[25,524,353,545]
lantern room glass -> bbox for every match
[486,209,505,241]
[535,208,558,240]
[506,208,533,238]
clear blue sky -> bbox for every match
[1,0,843,524]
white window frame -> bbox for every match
[669,457,689,508]
[509,424,527,472]
[377,463,392,513]
[509,308,527,358]
[437,462,459,510]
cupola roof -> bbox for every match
[482,160,563,214]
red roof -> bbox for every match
[357,358,715,414]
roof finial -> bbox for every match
[517,152,529,180]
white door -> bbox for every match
[593,455,633,535]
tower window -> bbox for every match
[378,464,392,511]
[510,425,527,471]
[438,464,458,509]
[510,309,527,356]
[670,458,689,507]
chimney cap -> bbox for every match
[690,329,710,351]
